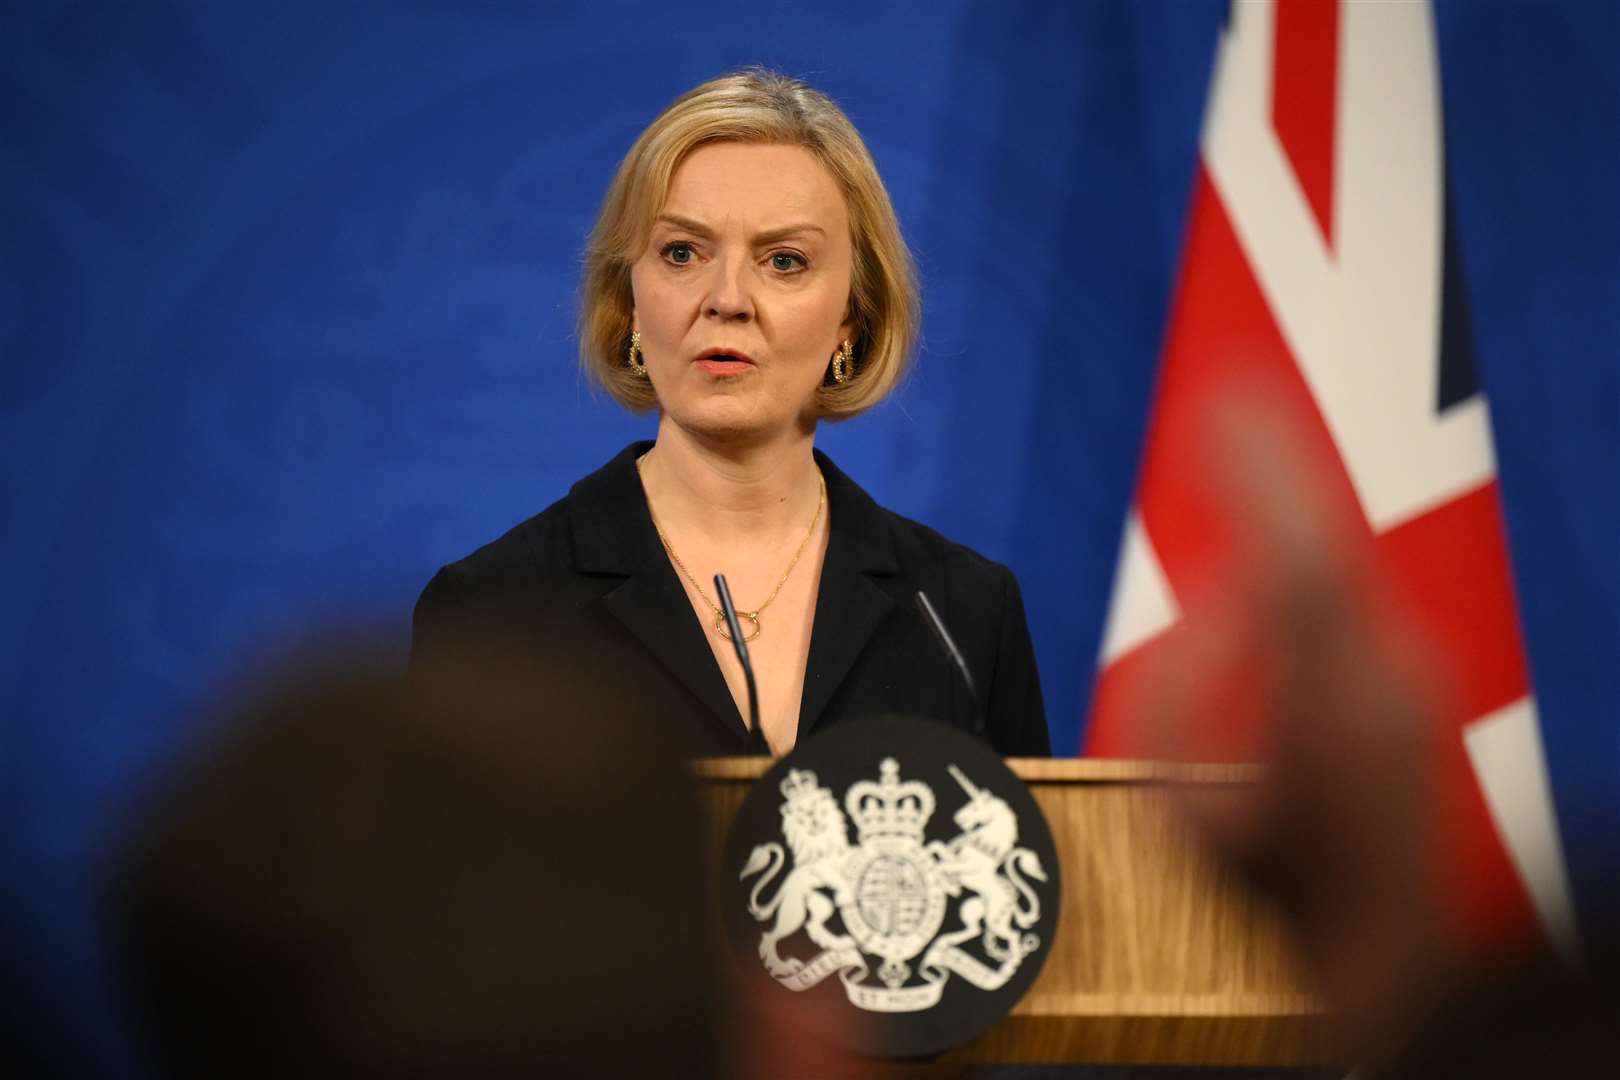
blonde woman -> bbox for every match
[414,70,1049,758]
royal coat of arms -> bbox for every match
[738,756,1049,1012]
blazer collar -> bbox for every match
[568,441,662,577]
[565,441,900,743]
[799,448,900,736]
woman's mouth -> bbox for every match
[694,349,756,376]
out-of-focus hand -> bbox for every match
[1135,400,1463,1060]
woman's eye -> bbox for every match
[769,252,806,273]
[662,243,695,265]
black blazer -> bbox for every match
[412,442,1050,757]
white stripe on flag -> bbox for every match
[1098,510,1180,666]
[1464,696,1582,961]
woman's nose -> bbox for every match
[702,255,754,323]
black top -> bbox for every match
[412,442,1050,757]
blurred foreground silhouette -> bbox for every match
[1141,402,1620,1075]
[108,649,728,1077]
[106,643,924,1078]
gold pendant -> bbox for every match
[716,610,761,643]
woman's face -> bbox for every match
[629,141,854,443]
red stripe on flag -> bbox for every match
[1084,630,1158,759]
[1272,0,1340,247]
[1377,481,1539,948]
[1135,167,1372,608]
[1377,480,1531,723]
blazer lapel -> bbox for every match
[568,443,749,740]
[799,452,900,737]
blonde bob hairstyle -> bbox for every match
[579,68,919,419]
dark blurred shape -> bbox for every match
[107,646,721,1078]
[1374,954,1620,1080]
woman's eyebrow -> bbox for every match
[655,213,714,237]
[653,214,826,246]
[753,223,826,245]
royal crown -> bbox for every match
[846,758,935,842]
[779,767,823,804]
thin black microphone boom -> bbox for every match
[914,590,982,733]
[714,574,762,741]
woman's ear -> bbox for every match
[837,317,857,350]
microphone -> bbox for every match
[914,590,982,733]
[714,574,762,740]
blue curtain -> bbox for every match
[2,2,1613,1070]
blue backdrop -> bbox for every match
[3,2,1615,1072]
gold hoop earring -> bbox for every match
[627,330,648,378]
[831,339,854,385]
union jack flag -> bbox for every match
[1086,0,1575,955]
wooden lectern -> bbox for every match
[697,757,1332,1067]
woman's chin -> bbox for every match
[666,398,798,445]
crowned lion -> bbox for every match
[738,769,857,979]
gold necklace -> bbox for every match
[636,456,826,643]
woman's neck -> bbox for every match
[639,418,822,543]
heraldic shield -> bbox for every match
[721,715,1061,1058]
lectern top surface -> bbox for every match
[694,757,1263,784]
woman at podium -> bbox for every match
[413,69,1049,759]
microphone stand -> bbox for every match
[714,574,762,740]
[914,590,983,736]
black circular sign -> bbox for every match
[721,715,1062,1059]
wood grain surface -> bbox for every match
[696,757,1334,1066]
